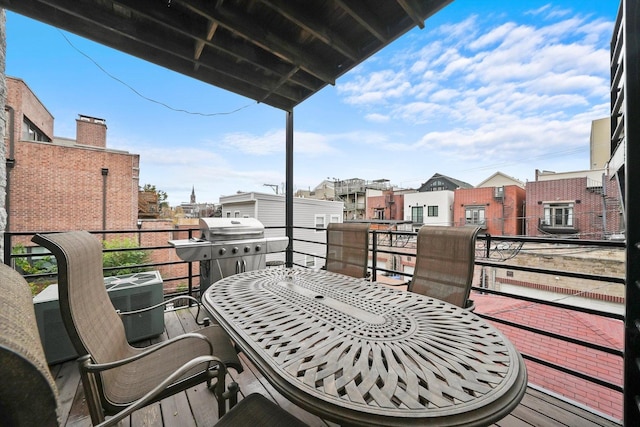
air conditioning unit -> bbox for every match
[33,271,165,364]
[104,271,165,343]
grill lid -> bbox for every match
[199,218,264,241]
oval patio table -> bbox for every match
[203,268,527,426]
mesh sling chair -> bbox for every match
[32,231,244,425]
[325,222,370,278]
[408,225,481,309]
[0,262,308,426]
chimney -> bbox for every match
[76,114,107,148]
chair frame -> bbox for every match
[408,225,481,309]
[32,231,240,425]
[325,222,370,278]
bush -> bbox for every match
[102,237,151,277]
[12,244,57,295]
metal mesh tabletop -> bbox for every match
[203,268,527,426]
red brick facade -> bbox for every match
[525,177,622,239]
[366,190,404,220]
[453,185,526,236]
[5,77,140,236]
[76,115,107,148]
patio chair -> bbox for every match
[408,225,481,309]
[325,222,370,278]
[0,263,306,426]
[32,231,243,425]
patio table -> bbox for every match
[202,268,527,426]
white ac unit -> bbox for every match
[33,271,165,364]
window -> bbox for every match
[226,212,231,218]
[234,211,240,218]
[22,117,50,142]
[543,203,574,227]
[374,208,385,220]
[330,214,341,223]
[427,206,438,217]
[315,214,326,231]
[465,206,486,226]
[429,180,446,191]
[411,206,423,223]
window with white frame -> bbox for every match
[306,255,316,268]
[465,206,485,226]
[234,211,240,218]
[374,208,385,220]
[329,214,341,223]
[427,205,438,217]
[315,214,326,231]
[542,203,574,227]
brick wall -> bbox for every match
[9,140,139,234]
[453,185,525,235]
[5,77,54,149]
[138,220,197,294]
[76,115,106,148]
[366,191,404,220]
[525,177,622,239]
[4,78,140,243]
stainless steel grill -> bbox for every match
[169,218,288,294]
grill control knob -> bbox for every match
[232,247,239,254]
[244,246,251,253]
[219,248,226,256]
[255,245,262,252]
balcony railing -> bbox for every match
[5,226,625,422]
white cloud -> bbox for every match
[334,6,611,180]
[220,129,337,155]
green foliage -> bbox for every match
[12,244,57,295]
[102,237,151,277]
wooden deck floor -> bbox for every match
[50,307,622,427]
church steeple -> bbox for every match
[190,186,196,204]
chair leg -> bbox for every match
[223,381,239,409]
[78,355,106,425]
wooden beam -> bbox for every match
[175,0,338,85]
[260,0,359,61]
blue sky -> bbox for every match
[5,1,617,206]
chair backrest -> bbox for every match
[32,232,130,367]
[408,225,481,308]
[325,222,370,278]
[0,263,60,426]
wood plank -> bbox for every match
[131,403,162,426]
[525,387,621,427]
[185,382,221,427]
[159,393,197,427]
[515,391,606,427]
[493,413,533,426]
[53,359,82,426]
[64,376,92,427]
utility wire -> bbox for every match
[59,30,256,116]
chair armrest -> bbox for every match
[83,332,214,372]
[118,295,209,325]
[95,355,224,427]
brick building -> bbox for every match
[454,185,526,236]
[525,172,622,239]
[4,77,140,236]
[366,190,404,221]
